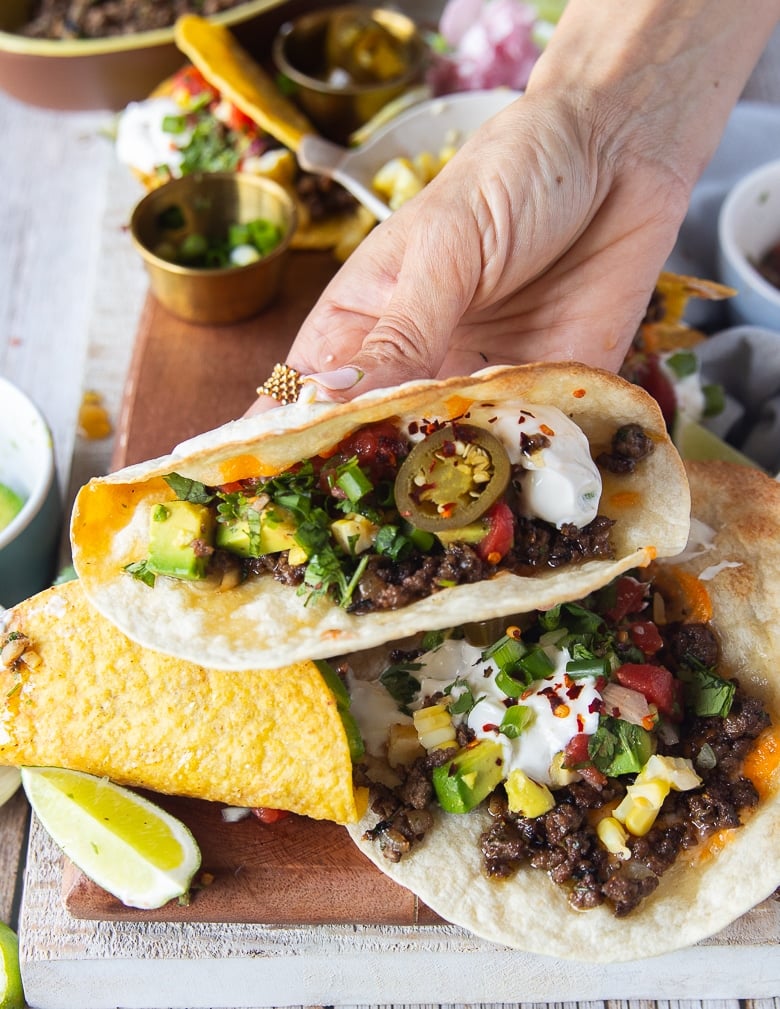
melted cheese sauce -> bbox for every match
[402,401,602,529]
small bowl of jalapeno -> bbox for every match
[272,5,427,144]
[129,171,297,325]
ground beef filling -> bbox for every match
[239,513,616,614]
[226,421,643,612]
[20,0,248,38]
[360,641,770,917]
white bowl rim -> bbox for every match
[0,377,55,550]
[717,156,780,309]
[0,0,284,57]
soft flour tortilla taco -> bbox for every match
[345,461,780,961]
[71,363,689,672]
[116,14,375,257]
[0,579,365,825]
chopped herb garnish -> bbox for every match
[380,662,422,710]
[124,560,156,587]
[164,473,214,504]
[679,663,736,718]
[589,716,654,776]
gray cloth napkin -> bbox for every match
[664,101,780,474]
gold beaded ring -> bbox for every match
[256,363,304,405]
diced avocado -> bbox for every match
[0,482,25,533]
[505,768,555,817]
[216,505,305,560]
[147,500,215,580]
[435,519,488,546]
[432,738,504,814]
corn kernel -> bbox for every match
[597,816,631,858]
[614,778,670,836]
[413,703,456,751]
[636,754,701,791]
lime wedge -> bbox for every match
[0,922,23,1009]
[0,485,24,534]
[21,767,201,910]
[672,416,760,469]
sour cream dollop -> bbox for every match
[402,401,602,529]
[349,636,601,786]
[116,98,190,177]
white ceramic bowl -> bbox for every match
[0,377,62,607]
[717,157,780,330]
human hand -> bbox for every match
[249,90,689,413]
[247,0,776,414]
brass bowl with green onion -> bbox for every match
[130,171,297,325]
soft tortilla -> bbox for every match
[71,363,690,672]
[0,579,363,824]
[346,461,780,961]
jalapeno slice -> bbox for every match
[394,423,511,531]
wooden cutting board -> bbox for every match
[65,250,443,926]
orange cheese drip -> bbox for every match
[78,391,112,440]
[217,454,267,483]
[443,395,475,419]
[742,725,780,799]
[607,490,642,510]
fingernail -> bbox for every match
[303,366,364,391]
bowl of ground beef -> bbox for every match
[0,0,293,111]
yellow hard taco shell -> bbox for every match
[0,579,365,825]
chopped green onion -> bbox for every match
[500,704,536,739]
[566,656,609,678]
[335,458,373,503]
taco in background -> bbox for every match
[115,14,375,258]
[71,363,690,672]
[345,460,780,961]
[0,579,365,825]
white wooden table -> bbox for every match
[2,16,780,1009]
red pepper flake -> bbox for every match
[642,714,657,730]
[540,424,555,437]
[506,625,522,640]
[487,551,502,565]
[588,697,604,714]
[482,723,501,733]
[554,703,570,718]
[572,388,586,399]
[566,682,584,700]
[408,421,419,435]
[439,503,455,519]
[577,713,585,732]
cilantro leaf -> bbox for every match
[164,473,214,504]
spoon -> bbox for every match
[297,89,522,222]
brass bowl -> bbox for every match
[272,5,427,144]
[130,172,297,326]
[0,0,286,111]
